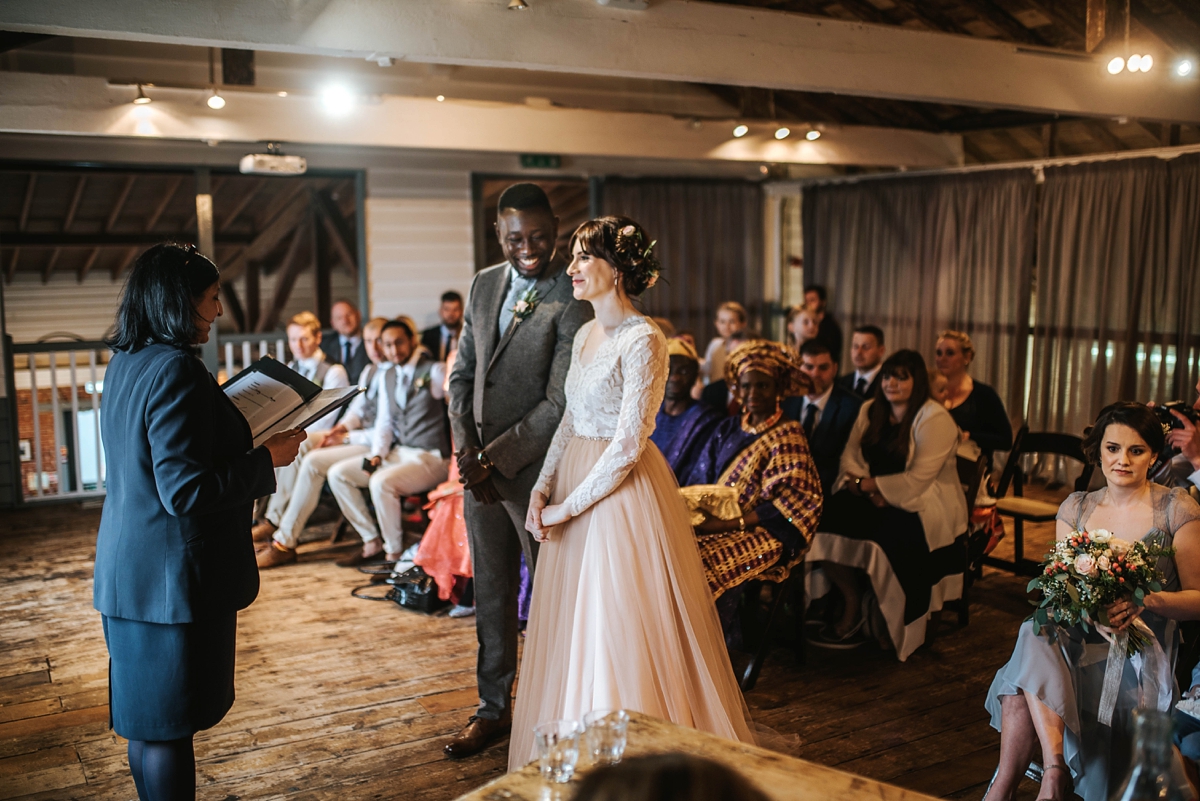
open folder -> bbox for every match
[222,357,362,447]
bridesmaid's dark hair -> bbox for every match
[573,754,768,801]
[861,349,931,463]
[107,243,218,353]
[1082,402,1166,466]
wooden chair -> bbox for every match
[984,426,1094,577]
[952,453,990,627]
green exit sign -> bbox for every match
[520,153,561,169]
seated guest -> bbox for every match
[321,300,371,381]
[650,338,723,480]
[782,340,863,495]
[255,317,390,568]
[934,329,1013,462]
[263,312,352,528]
[421,290,464,362]
[837,325,885,399]
[330,319,451,566]
[985,402,1200,801]
[785,304,820,354]
[699,330,752,415]
[684,341,823,646]
[805,284,843,360]
[806,349,967,658]
[701,301,747,386]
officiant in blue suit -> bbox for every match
[94,243,305,801]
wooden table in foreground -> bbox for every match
[454,711,938,801]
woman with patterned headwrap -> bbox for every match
[682,341,824,647]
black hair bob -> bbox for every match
[1081,401,1166,466]
[106,244,219,353]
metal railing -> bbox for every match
[11,340,109,502]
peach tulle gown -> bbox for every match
[508,316,755,772]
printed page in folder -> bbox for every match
[222,357,358,444]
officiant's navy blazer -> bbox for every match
[94,344,276,624]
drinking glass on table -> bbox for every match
[534,720,582,783]
[583,709,629,766]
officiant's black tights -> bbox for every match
[128,738,195,801]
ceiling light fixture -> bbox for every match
[277,91,289,97]
[805,129,821,140]
[733,124,748,138]
[1137,54,1153,72]
[1107,56,1126,74]
[774,127,790,140]
[132,84,152,105]
[207,90,226,109]
[320,84,355,116]
[508,0,529,8]
[436,95,446,102]
[1177,58,1196,77]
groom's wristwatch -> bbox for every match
[477,450,495,473]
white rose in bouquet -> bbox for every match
[1092,529,1113,544]
[1097,555,1111,572]
[1074,553,1098,576]
[1109,537,1132,556]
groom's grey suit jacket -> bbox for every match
[448,260,592,501]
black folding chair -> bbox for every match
[985,426,1094,576]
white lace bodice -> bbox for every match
[533,315,668,518]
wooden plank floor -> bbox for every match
[0,490,1070,801]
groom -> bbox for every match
[445,183,591,758]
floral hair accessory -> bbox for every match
[613,221,662,293]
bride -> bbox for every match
[509,216,756,770]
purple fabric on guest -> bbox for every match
[518,552,532,626]
[651,401,724,480]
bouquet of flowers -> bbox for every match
[1028,528,1173,657]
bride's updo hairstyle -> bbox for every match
[1081,401,1165,468]
[569,216,661,297]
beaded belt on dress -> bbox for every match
[571,433,611,442]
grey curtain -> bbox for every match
[802,170,1036,419]
[602,179,764,339]
[1029,154,1200,437]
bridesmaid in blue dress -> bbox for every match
[984,403,1200,801]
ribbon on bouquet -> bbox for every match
[1095,618,1172,727]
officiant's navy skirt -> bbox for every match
[102,611,237,741]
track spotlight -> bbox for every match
[277,91,289,97]
[805,129,821,141]
[774,127,790,140]
[1177,59,1196,77]
[733,124,748,138]
[1107,56,1125,75]
[436,95,446,102]
[320,84,355,116]
[508,0,529,8]
[207,90,226,110]
[133,84,152,105]
[1138,54,1153,72]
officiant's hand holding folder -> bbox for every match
[221,357,363,447]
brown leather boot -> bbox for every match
[252,521,278,543]
[256,542,297,569]
[443,712,512,759]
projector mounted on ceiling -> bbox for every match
[239,145,307,176]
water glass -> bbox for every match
[534,720,582,783]
[583,709,629,766]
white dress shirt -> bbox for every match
[800,384,835,431]
[853,364,882,392]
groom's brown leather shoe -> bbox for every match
[443,713,512,759]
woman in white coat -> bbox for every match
[806,349,968,659]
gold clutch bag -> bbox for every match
[680,485,742,527]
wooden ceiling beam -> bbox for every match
[961,136,994,163]
[105,175,136,233]
[18,173,37,232]
[220,189,312,283]
[1082,119,1129,151]
[145,176,184,233]
[219,178,265,231]
[220,283,247,332]
[955,0,1052,46]
[41,248,60,283]
[77,248,99,283]
[1130,0,1200,54]
[1,232,254,247]
[312,191,357,275]
[884,0,975,36]
[110,246,138,280]
[5,248,19,284]
[181,175,225,234]
[257,216,310,333]
[63,176,87,232]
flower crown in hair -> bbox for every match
[614,224,662,289]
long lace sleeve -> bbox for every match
[562,325,667,518]
[533,404,576,499]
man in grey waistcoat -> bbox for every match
[444,184,591,758]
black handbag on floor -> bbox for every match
[352,565,448,614]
